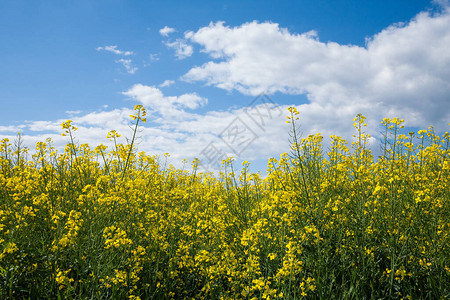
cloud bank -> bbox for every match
[183,7,450,132]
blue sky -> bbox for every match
[1,0,449,173]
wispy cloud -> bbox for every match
[165,39,193,59]
[0,125,24,133]
[97,45,137,73]
[159,26,176,37]
[159,80,175,88]
[96,45,133,56]
[143,53,160,67]
[66,110,82,115]
[149,53,159,61]
[115,59,138,74]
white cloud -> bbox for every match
[159,80,175,88]
[165,39,193,59]
[96,45,133,56]
[97,45,137,73]
[120,86,287,168]
[149,53,159,61]
[0,108,138,156]
[27,121,61,132]
[115,59,138,74]
[0,125,24,133]
[182,6,450,134]
[1,92,380,175]
[123,84,207,116]
[66,110,82,115]
[73,108,132,128]
[0,100,287,173]
[159,26,176,37]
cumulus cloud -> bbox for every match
[96,45,133,56]
[165,39,194,59]
[123,84,207,117]
[159,26,176,37]
[182,6,450,134]
[119,87,287,169]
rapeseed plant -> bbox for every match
[0,107,449,299]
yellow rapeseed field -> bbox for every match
[0,105,449,299]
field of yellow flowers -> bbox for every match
[0,105,449,299]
